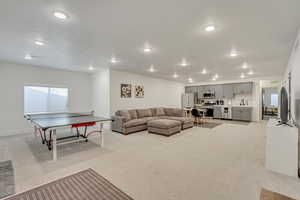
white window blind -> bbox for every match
[24,86,68,113]
[271,94,279,107]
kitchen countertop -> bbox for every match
[232,105,253,108]
[213,105,253,108]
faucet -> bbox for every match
[240,99,245,106]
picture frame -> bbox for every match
[120,84,132,98]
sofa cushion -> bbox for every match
[128,109,138,119]
[116,110,131,122]
[148,126,181,136]
[124,118,148,128]
[136,109,152,118]
[155,108,166,116]
[150,108,157,116]
[164,108,174,116]
[173,108,185,117]
[164,108,184,117]
[161,116,192,124]
[148,119,181,129]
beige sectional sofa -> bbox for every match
[111,107,193,135]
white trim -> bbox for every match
[0,128,33,137]
[186,76,282,86]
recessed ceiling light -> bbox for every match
[149,65,156,72]
[53,11,68,20]
[240,73,245,79]
[88,65,94,71]
[248,70,253,75]
[24,54,33,60]
[201,68,207,74]
[35,40,45,46]
[230,51,238,57]
[173,73,179,78]
[188,77,193,83]
[180,62,187,67]
[205,25,216,32]
[214,74,219,79]
[212,77,216,81]
[242,62,248,69]
[144,47,152,53]
[110,57,118,64]
[180,59,189,67]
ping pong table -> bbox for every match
[24,111,112,161]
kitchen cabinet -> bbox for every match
[245,83,253,94]
[185,86,201,94]
[214,85,223,99]
[213,106,222,119]
[233,83,253,95]
[197,86,204,99]
[186,82,253,99]
[232,107,240,120]
[185,86,192,93]
[203,85,214,93]
[232,107,252,121]
[191,86,198,93]
[222,84,234,99]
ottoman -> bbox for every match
[147,119,181,136]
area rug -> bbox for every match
[198,122,222,129]
[260,188,297,200]
[0,160,15,199]
[5,169,133,200]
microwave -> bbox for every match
[203,92,215,98]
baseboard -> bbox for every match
[0,128,33,137]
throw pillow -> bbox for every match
[118,110,131,122]
[136,109,152,118]
[156,108,165,116]
[128,110,138,119]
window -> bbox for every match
[271,94,278,107]
[24,86,68,113]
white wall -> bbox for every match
[109,70,185,115]
[0,62,92,136]
[92,68,110,118]
[285,29,300,125]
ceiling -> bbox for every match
[0,0,300,83]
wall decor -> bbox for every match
[135,85,144,98]
[121,84,132,98]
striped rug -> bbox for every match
[0,160,15,199]
[4,169,133,200]
[261,188,297,200]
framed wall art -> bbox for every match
[121,84,132,98]
[135,85,144,98]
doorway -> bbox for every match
[262,87,279,120]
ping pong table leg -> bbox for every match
[34,126,37,137]
[99,123,104,147]
[53,129,57,161]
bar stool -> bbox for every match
[197,108,207,124]
[191,108,201,125]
